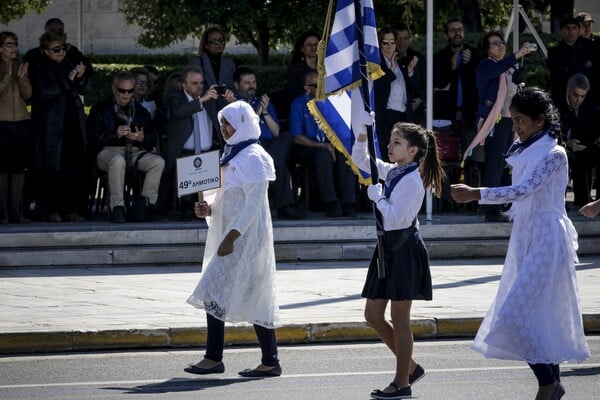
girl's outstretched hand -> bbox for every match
[579,200,600,218]
[450,184,481,203]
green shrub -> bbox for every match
[86,54,289,106]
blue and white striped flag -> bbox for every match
[308,0,383,184]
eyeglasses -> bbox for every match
[381,40,396,46]
[50,45,67,53]
[447,28,464,34]
[2,41,18,48]
[116,87,135,94]
[208,39,225,45]
[135,79,148,86]
[490,39,505,47]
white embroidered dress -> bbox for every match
[187,101,279,328]
[472,134,590,363]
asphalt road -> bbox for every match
[1,337,598,399]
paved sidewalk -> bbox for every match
[1,256,599,353]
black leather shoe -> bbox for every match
[277,206,306,219]
[238,363,282,377]
[184,362,225,375]
[110,206,126,223]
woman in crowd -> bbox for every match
[286,30,320,102]
[28,31,90,222]
[188,26,235,111]
[452,88,589,400]
[473,31,533,222]
[0,32,31,224]
[185,101,281,378]
[374,26,416,161]
[352,119,445,399]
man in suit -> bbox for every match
[156,66,228,217]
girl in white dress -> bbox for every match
[352,122,445,399]
[452,88,590,400]
[185,100,281,378]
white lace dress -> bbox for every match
[472,134,590,363]
[187,157,279,328]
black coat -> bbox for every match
[29,56,88,171]
[433,45,479,124]
[86,97,158,156]
[162,89,221,173]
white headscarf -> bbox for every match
[218,100,260,144]
[218,101,275,183]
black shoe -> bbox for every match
[370,382,411,399]
[342,203,357,217]
[184,362,225,375]
[145,204,155,222]
[238,363,282,378]
[325,201,342,217]
[409,364,425,385]
[550,383,565,400]
[110,206,126,223]
[277,206,306,219]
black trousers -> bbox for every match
[205,313,279,366]
[482,117,513,217]
[528,363,560,386]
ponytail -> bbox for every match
[420,130,445,197]
[391,123,446,197]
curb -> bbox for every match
[2,315,598,355]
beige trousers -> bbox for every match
[96,146,164,208]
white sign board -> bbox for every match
[176,150,221,197]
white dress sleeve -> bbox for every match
[230,180,268,235]
[480,150,567,204]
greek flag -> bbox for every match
[308,0,383,184]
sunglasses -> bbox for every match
[2,41,18,48]
[305,83,318,88]
[381,40,396,45]
[116,87,135,94]
[208,39,225,45]
[490,39,505,47]
[50,45,67,53]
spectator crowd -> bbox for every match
[1,12,599,224]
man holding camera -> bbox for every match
[156,66,231,218]
[86,72,164,223]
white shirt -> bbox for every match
[384,57,407,112]
[183,91,213,152]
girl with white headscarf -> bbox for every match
[186,101,281,378]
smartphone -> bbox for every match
[216,85,227,96]
[527,43,537,51]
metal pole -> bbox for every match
[425,0,434,220]
[78,0,84,53]
[512,0,519,52]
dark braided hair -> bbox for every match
[509,87,561,141]
[391,122,446,197]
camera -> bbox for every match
[215,85,227,96]
[527,43,537,51]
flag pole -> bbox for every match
[353,0,386,279]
